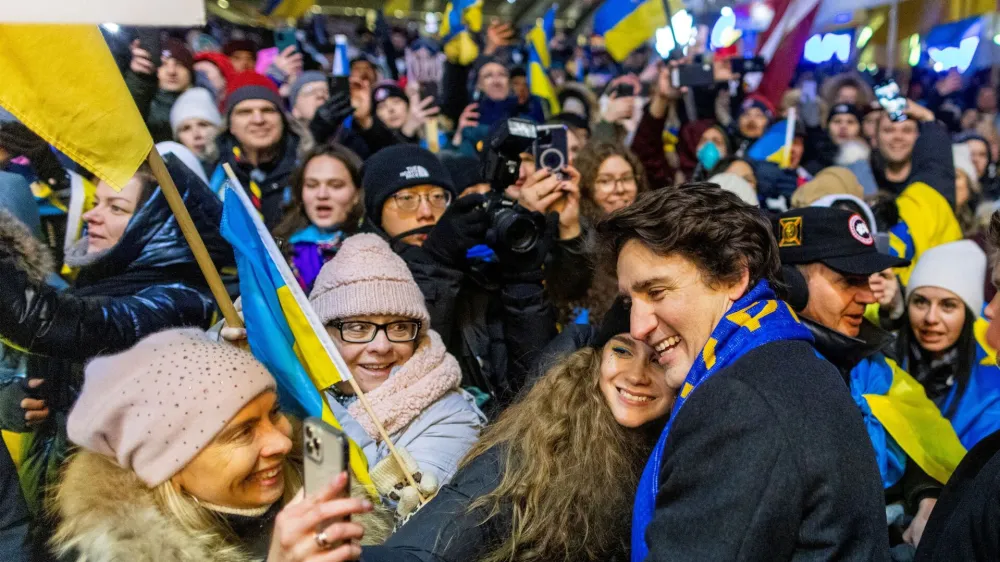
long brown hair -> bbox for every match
[576,141,649,225]
[459,346,655,562]
[272,143,365,242]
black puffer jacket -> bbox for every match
[0,154,233,557]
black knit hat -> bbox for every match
[372,82,408,110]
[362,145,456,227]
[439,152,484,192]
[591,298,632,349]
[827,103,863,127]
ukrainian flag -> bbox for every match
[440,0,483,65]
[747,120,792,168]
[261,0,315,19]
[219,182,375,497]
[594,0,669,62]
[528,7,560,115]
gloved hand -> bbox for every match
[495,210,558,284]
[309,91,355,144]
[370,448,439,521]
[422,194,489,268]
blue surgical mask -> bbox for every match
[697,142,722,170]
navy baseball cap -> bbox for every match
[776,207,909,275]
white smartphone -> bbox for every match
[303,417,349,497]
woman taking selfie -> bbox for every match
[50,329,388,562]
[273,144,365,293]
[0,157,231,557]
[897,240,1000,450]
[359,300,676,561]
[309,234,486,521]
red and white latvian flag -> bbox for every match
[752,0,824,108]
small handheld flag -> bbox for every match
[440,0,483,65]
[527,7,560,116]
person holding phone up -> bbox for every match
[48,329,390,562]
[125,36,196,143]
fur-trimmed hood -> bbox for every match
[51,451,258,562]
[0,209,55,285]
[51,450,395,562]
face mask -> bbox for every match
[697,141,721,170]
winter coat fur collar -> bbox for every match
[50,451,263,562]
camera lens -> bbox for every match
[495,210,539,253]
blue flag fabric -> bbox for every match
[631,281,813,561]
[939,318,1000,449]
[593,0,668,62]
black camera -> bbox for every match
[480,119,545,254]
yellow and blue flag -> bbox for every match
[527,7,560,115]
[219,182,375,496]
[0,25,152,190]
[593,0,669,62]
[440,0,483,65]
[747,120,792,168]
[261,0,315,19]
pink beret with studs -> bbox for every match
[68,328,276,487]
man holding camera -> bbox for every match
[361,143,559,416]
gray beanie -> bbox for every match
[290,71,329,107]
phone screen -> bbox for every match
[875,81,907,122]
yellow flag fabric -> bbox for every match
[893,182,963,286]
[864,358,967,484]
[0,25,152,190]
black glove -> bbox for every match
[309,91,355,144]
[496,211,558,284]
[423,194,489,268]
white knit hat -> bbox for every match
[906,240,987,315]
[708,173,759,207]
[169,87,223,136]
[953,143,981,194]
[309,234,430,327]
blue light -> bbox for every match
[927,36,979,72]
[804,33,851,63]
[711,7,741,49]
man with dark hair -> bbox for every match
[601,183,887,560]
[915,211,1000,561]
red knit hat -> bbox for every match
[223,72,283,116]
[194,51,236,85]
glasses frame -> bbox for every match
[594,175,638,191]
[389,190,453,212]
[330,320,423,343]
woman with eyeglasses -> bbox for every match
[309,233,487,525]
[555,141,649,326]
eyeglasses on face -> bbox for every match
[390,190,452,212]
[330,320,421,343]
[594,175,637,191]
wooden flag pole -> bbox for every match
[147,150,243,329]
[220,164,426,502]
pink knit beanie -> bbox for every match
[310,233,430,326]
[67,328,276,487]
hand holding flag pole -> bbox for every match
[221,164,427,503]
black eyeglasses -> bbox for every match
[330,320,421,343]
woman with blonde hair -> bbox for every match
[50,329,389,562]
[360,300,676,561]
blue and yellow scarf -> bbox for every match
[631,281,813,561]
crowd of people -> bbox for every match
[4,15,1000,562]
